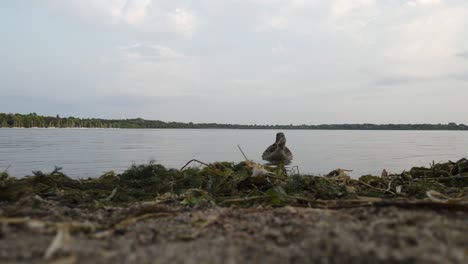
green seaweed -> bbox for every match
[1,158,467,209]
[285,174,347,200]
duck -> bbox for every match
[262,132,293,165]
[381,169,388,178]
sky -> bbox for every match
[1,0,468,125]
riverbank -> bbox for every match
[2,112,468,130]
[1,160,467,263]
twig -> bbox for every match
[191,214,221,238]
[113,212,176,229]
[44,224,73,260]
[288,165,301,175]
[2,164,11,173]
[426,190,468,204]
[0,217,98,233]
[93,212,177,239]
[287,195,316,204]
[104,188,117,201]
[265,174,288,181]
[427,175,468,181]
[385,179,394,193]
[220,195,268,204]
[373,200,468,212]
[180,159,210,170]
[237,145,249,160]
[353,179,396,195]
[295,166,300,175]
[288,196,468,211]
[287,196,380,208]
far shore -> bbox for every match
[1,113,467,130]
[1,126,468,131]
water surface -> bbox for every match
[0,128,467,178]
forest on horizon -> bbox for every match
[1,112,467,130]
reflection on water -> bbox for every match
[0,128,467,178]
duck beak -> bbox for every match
[278,135,286,146]
[274,133,286,146]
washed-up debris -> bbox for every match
[0,159,467,264]
[44,224,74,260]
[0,159,467,209]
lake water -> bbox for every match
[0,128,467,178]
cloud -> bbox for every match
[455,51,468,59]
[54,1,200,36]
[330,0,375,18]
[65,0,152,27]
[250,1,468,83]
[407,0,442,6]
[119,0,152,25]
[150,45,185,59]
[6,0,468,124]
[253,0,322,32]
[271,42,286,54]
[95,43,200,98]
[253,1,377,35]
[117,43,185,60]
[167,8,199,37]
[385,7,467,59]
[372,74,428,86]
[449,72,468,81]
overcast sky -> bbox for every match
[1,0,468,125]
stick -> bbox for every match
[180,159,210,170]
[220,195,268,204]
[385,179,394,193]
[237,145,249,160]
[288,196,468,211]
[353,179,396,195]
[104,188,117,201]
[92,212,177,239]
[265,174,288,181]
[428,175,468,181]
[2,164,11,173]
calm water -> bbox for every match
[0,128,467,178]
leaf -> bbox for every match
[266,186,288,206]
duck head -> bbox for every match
[275,132,286,147]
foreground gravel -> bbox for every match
[1,202,467,264]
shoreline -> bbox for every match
[2,159,467,206]
[2,127,468,131]
[1,160,467,263]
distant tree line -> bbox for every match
[0,112,467,130]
